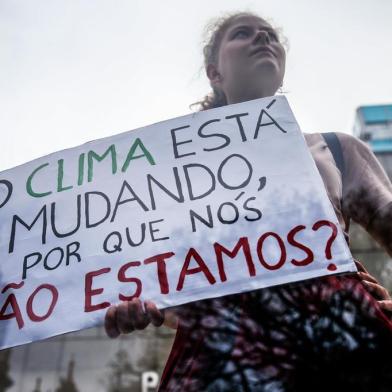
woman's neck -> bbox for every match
[226,85,278,105]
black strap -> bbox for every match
[321,132,345,179]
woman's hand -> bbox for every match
[355,260,392,313]
[104,298,177,338]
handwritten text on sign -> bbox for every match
[0,96,355,349]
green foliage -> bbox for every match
[106,349,140,392]
[0,349,13,391]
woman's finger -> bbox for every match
[358,271,379,284]
[362,281,391,301]
[354,260,368,273]
[164,309,179,329]
[116,301,135,334]
[128,298,150,330]
[145,300,165,327]
[105,306,120,338]
[379,300,392,312]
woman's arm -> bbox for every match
[364,204,392,257]
[338,133,392,311]
[339,132,392,256]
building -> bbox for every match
[353,104,392,177]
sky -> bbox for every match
[1,0,391,171]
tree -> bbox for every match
[32,377,42,392]
[105,349,139,392]
[0,349,13,391]
[55,357,79,392]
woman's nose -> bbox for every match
[253,30,270,45]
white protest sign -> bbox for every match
[0,96,355,349]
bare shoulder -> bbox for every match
[334,132,368,150]
[302,132,323,147]
[303,132,371,157]
[333,132,377,165]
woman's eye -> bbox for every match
[232,29,250,39]
[268,31,279,41]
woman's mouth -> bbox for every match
[249,47,275,58]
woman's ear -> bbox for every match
[206,64,222,88]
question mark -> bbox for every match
[312,220,338,271]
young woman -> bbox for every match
[105,12,392,391]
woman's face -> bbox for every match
[208,15,286,104]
